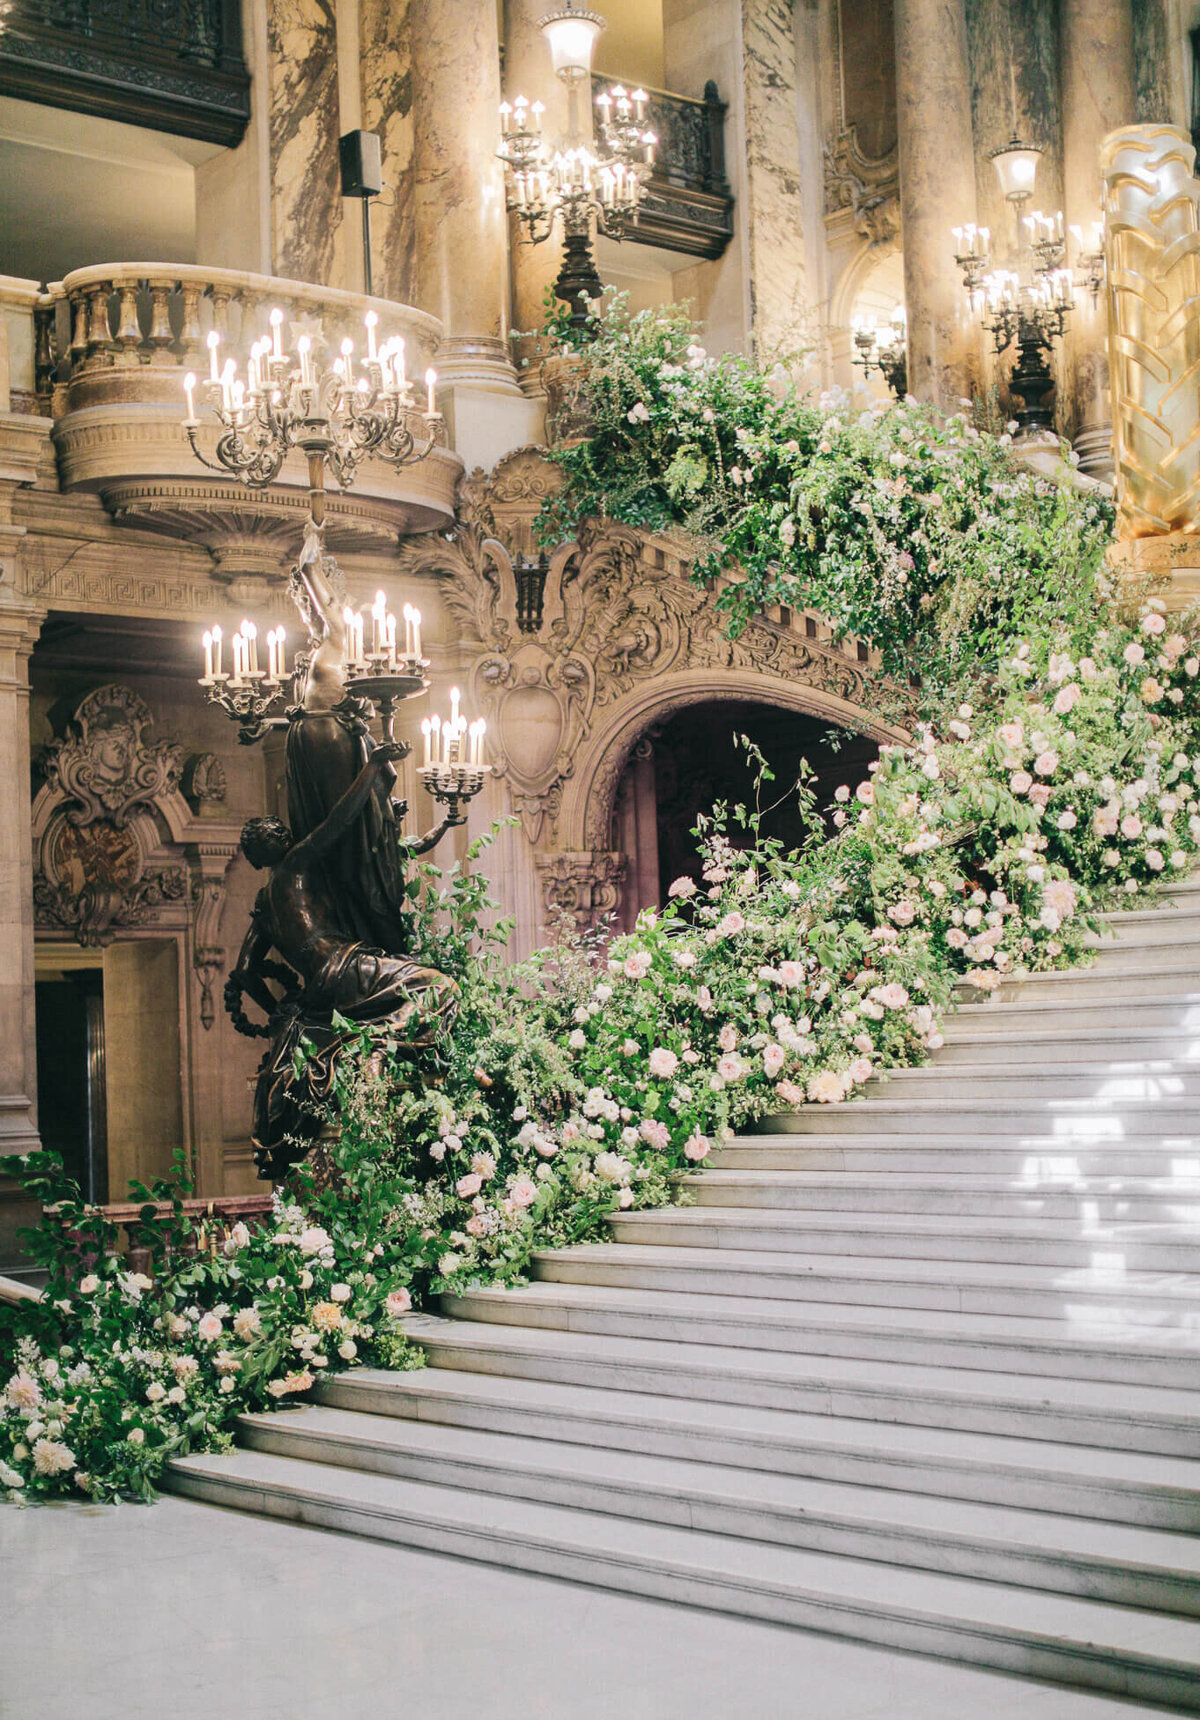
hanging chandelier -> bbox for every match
[497,3,657,330]
[951,137,1105,435]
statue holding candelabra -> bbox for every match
[183,305,490,1179]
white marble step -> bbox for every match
[232,1405,1200,1614]
[945,993,1200,1036]
[609,1205,1200,1272]
[442,1280,1200,1387]
[535,1240,1200,1325]
[757,1095,1200,1135]
[1087,916,1200,948]
[961,966,1200,1002]
[316,1366,1200,1530]
[164,1448,1200,1708]
[715,1137,1200,1174]
[874,1063,1200,1099]
[681,1169,1200,1220]
[934,1029,1200,1066]
[401,1313,1200,1454]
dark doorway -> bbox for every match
[35,969,108,1203]
[612,700,879,919]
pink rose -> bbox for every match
[638,1119,670,1151]
[717,1053,747,1082]
[667,876,696,898]
[624,951,651,980]
[887,900,916,926]
[778,960,804,986]
[717,1024,738,1052]
[1124,641,1145,666]
[1010,771,1033,795]
[997,721,1024,750]
[762,1043,786,1077]
[848,1056,873,1084]
[1121,814,1143,839]
[648,1047,679,1079]
[384,1288,412,1318]
[717,911,746,937]
[456,1172,483,1198]
[855,782,874,806]
[1033,750,1058,777]
[1052,683,1081,715]
[683,1131,710,1161]
[196,1313,222,1342]
[1029,784,1051,809]
[509,1179,538,1209]
[1143,611,1166,636]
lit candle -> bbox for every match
[276,627,287,681]
[270,307,283,360]
[425,368,437,416]
[211,623,222,679]
[339,336,354,386]
[531,100,544,131]
[297,335,312,390]
[243,619,258,675]
[365,310,378,362]
[343,605,357,664]
[202,629,213,680]
[372,590,386,656]
[394,336,406,387]
[632,88,647,121]
[184,371,197,424]
[450,686,460,731]
[430,713,441,767]
[385,611,396,667]
[221,358,235,413]
[499,100,511,135]
[207,329,220,382]
[402,602,413,658]
[411,607,421,659]
[265,627,277,682]
[231,633,244,684]
[232,379,245,418]
[643,131,656,167]
[422,717,432,767]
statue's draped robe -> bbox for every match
[284,707,410,951]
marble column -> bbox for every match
[1061,0,1134,473]
[503,0,576,383]
[409,0,519,395]
[894,0,982,408]
[741,0,810,359]
[0,592,43,1166]
[268,0,347,288]
[1132,0,1187,127]
[360,0,417,306]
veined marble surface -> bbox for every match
[361,0,416,306]
[741,0,809,357]
[0,1495,1183,1720]
[269,0,346,288]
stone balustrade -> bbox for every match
[31,264,461,560]
[0,274,44,416]
[46,1192,276,1281]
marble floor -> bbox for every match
[0,1496,1191,1720]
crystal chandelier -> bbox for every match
[497,3,657,330]
[951,137,1105,436]
[852,304,908,400]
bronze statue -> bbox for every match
[226,740,458,1181]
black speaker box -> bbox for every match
[340,130,383,199]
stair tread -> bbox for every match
[167,1447,1200,1668]
[615,1204,1200,1240]
[450,1279,1200,1353]
[404,1312,1200,1419]
[235,1404,1200,1580]
[539,1241,1200,1300]
[685,1168,1200,1189]
[318,1365,1200,1490]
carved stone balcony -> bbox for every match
[0,0,250,146]
[36,264,461,580]
[593,77,734,261]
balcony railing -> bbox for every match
[16,262,460,550]
[592,76,734,260]
[0,0,250,145]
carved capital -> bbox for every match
[535,849,627,934]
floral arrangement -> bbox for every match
[5,304,1199,1505]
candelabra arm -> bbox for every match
[186,424,235,476]
[406,808,464,855]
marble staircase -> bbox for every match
[168,883,1200,1710]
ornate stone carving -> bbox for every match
[34,856,186,948]
[40,684,183,827]
[823,129,901,246]
[535,850,627,933]
[182,752,227,809]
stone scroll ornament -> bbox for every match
[1102,125,1200,539]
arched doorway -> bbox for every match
[611,699,879,923]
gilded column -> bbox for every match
[410,0,521,396]
[1061,0,1134,473]
[504,0,576,385]
[894,0,981,407]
